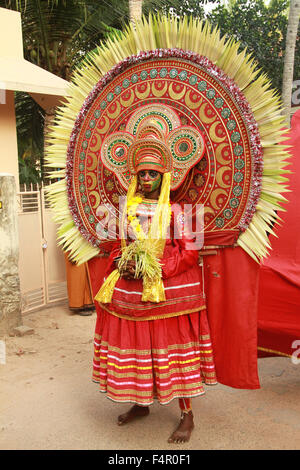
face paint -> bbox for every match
[138,170,162,194]
[148,174,162,191]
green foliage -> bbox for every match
[2,0,298,184]
[0,0,129,77]
[0,0,129,184]
[144,0,299,94]
[18,155,42,185]
[15,92,44,184]
[207,0,299,93]
[143,0,209,17]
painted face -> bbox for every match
[138,170,162,194]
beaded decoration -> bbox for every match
[100,104,206,190]
[46,16,289,265]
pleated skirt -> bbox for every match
[92,309,217,406]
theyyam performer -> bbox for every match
[46,15,290,443]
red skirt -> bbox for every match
[92,309,217,406]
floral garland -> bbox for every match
[119,195,172,280]
[127,196,145,241]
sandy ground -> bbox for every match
[0,302,300,451]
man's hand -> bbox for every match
[119,259,137,280]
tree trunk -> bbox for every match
[43,106,57,184]
[129,0,143,22]
[282,0,300,126]
[0,175,22,335]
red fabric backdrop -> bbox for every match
[88,256,110,300]
[203,247,260,389]
[257,110,300,358]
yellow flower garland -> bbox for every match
[127,196,145,241]
[95,172,172,304]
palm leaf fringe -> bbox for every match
[45,15,290,265]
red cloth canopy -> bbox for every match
[203,247,260,389]
[257,110,300,359]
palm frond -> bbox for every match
[46,14,290,265]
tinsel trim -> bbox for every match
[65,48,264,242]
[45,15,290,264]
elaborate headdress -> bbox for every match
[100,103,205,187]
[96,104,207,303]
[46,15,289,266]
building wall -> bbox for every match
[0,90,19,190]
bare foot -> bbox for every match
[117,404,150,426]
[168,411,194,444]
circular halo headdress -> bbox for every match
[46,15,289,265]
[100,104,205,188]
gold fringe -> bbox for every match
[257,346,292,358]
[94,270,120,304]
[100,304,206,321]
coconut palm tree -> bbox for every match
[2,0,128,79]
[282,0,300,125]
[0,0,129,183]
[129,0,143,22]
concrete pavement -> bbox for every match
[0,303,299,450]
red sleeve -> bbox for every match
[161,208,199,279]
[105,240,122,275]
[161,238,199,279]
